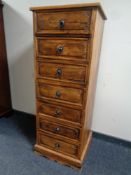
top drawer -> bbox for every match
[35,10,92,34]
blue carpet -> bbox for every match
[0,113,131,175]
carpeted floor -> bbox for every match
[0,113,131,175]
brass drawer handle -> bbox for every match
[54,127,60,132]
[55,90,61,98]
[56,46,63,54]
[59,19,65,29]
[56,68,62,77]
[55,143,61,149]
[54,109,61,117]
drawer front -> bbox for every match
[38,133,78,156]
[37,62,87,84]
[36,38,88,60]
[36,10,92,34]
[38,119,80,140]
[37,83,84,105]
[38,101,82,124]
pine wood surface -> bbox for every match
[31,3,106,167]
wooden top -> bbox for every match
[30,2,107,20]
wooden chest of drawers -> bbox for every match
[30,3,106,168]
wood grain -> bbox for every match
[36,37,88,60]
[37,81,84,105]
[37,100,83,124]
[31,3,106,168]
[38,132,79,157]
[35,131,92,167]
[30,2,107,20]
[82,9,105,152]
[37,61,87,84]
[38,118,80,140]
[35,10,92,35]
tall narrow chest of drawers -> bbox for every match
[30,3,106,168]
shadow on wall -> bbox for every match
[3,2,35,114]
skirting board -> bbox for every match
[12,110,131,149]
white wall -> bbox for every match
[2,0,131,142]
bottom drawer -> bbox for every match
[38,132,79,157]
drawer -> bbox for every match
[37,82,84,105]
[35,10,92,34]
[38,132,79,157]
[38,101,82,124]
[37,62,87,84]
[36,38,89,61]
[38,118,80,140]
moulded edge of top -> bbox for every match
[30,2,107,20]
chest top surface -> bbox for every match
[30,2,107,20]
